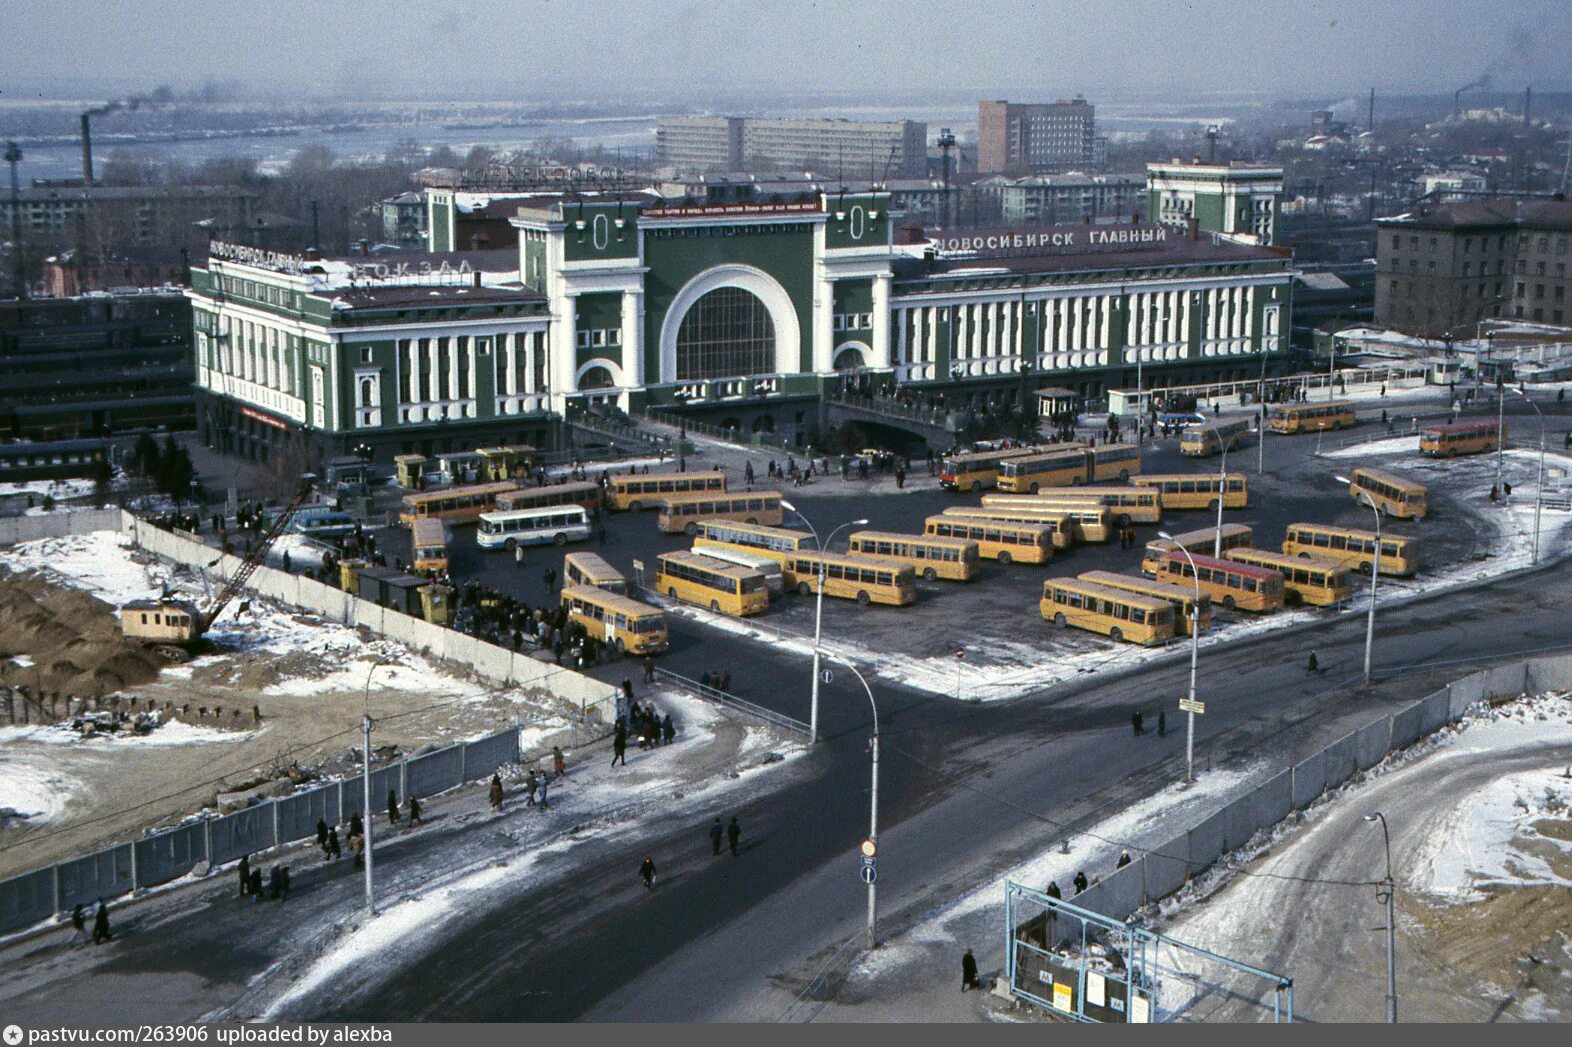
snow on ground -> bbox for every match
[0,751,82,829]
[0,720,249,747]
[1323,434,1421,458]
[0,530,170,605]
[0,478,98,502]
[1408,765,1572,901]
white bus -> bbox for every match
[476,506,592,550]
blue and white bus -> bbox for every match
[476,506,591,550]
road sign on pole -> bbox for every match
[861,863,877,884]
[1179,697,1206,714]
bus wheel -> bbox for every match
[997,551,1012,565]
[1109,626,1123,642]
[971,481,983,493]
[799,582,813,597]
[1358,561,1372,575]
[1029,482,1040,493]
[1285,590,1303,607]
[1207,498,1220,511]
[1118,469,1130,480]
[685,522,698,536]
[923,567,938,582]
[710,599,721,612]
[555,533,567,546]
[856,591,871,607]
[1223,595,1237,611]
[745,517,758,525]
[628,500,642,511]
[505,538,517,552]
[669,587,678,598]
[1053,612,1067,628]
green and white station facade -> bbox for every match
[190,178,1294,462]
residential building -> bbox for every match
[381,191,427,248]
[655,116,745,171]
[1146,161,1284,246]
[40,246,187,297]
[977,99,1097,174]
[656,116,928,178]
[0,184,257,254]
[999,173,1145,227]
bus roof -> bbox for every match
[935,510,1059,529]
[1005,448,1088,466]
[1134,473,1247,483]
[658,550,762,579]
[1273,399,1356,412]
[1043,577,1171,612]
[561,584,663,618]
[1227,548,1345,573]
[563,551,622,577]
[657,489,781,506]
[697,520,809,542]
[1165,552,1281,580]
[1026,485,1154,498]
[410,518,447,544]
[478,504,589,523]
[1421,419,1500,434]
[498,480,599,500]
[612,470,726,486]
[943,445,1052,464]
[1286,521,1412,544]
[1078,570,1208,603]
[1351,467,1426,491]
[402,481,520,505]
[1148,523,1252,547]
[849,529,977,550]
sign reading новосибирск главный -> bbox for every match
[932,223,1171,260]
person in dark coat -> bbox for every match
[407,795,422,825]
[1157,710,1166,737]
[249,868,263,901]
[349,812,363,839]
[726,816,741,857]
[1117,850,1131,869]
[639,855,657,890]
[1307,651,1319,673]
[489,774,505,811]
[612,724,627,766]
[268,865,282,899]
[709,816,724,856]
[1073,870,1088,895]
[643,656,655,683]
[387,789,400,825]
[315,819,329,851]
[238,853,251,897]
[961,949,979,991]
[1045,880,1061,899]
[661,714,675,745]
[1131,710,1143,736]
[92,900,112,944]
[327,827,341,861]
[69,903,88,945]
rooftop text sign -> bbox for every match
[933,224,1169,259]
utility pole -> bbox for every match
[5,141,24,299]
[1365,812,1398,1023]
[362,712,375,912]
[937,128,956,228]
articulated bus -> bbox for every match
[1132,473,1248,510]
[779,550,917,607]
[1180,417,1255,458]
[1086,442,1143,481]
[984,487,1162,526]
[693,520,813,565]
[1281,523,1419,577]
[410,518,450,574]
[608,471,726,511]
[563,551,627,594]
[996,448,1091,493]
[942,507,1072,550]
[1349,468,1428,520]
[655,551,769,617]
[476,506,592,550]
[846,531,980,582]
[399,481,521,526]
[1267,399,1358,434]
[1419,420,1503,458]
[656,491,784,535]
[560,585,668,655]
[1078,570,1212,636]
[495,481,602,514]
[1141,524,1254,576]
[925,515,1054,564]
[1040,578,1176,646]
[1224,548,1353,607]
[690,545,783,595]
[939,446,1050,492]
[1153,553,1285,613]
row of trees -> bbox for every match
[125,434,195,505]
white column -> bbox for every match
[871,274,892,369]
[523,332,538,395]
[554,294,578,395]
[426,338,440,402]
[622,289,645,387]
[466,336,478,402]
[504,335,518,397]
[813,275,835,373]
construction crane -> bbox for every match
[121,476,316,659]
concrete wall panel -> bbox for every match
[132,822,207,889]
[1354,718,1392,772]
[1187,810,1226,873]
[0,867,61,935]
[1323,733,1358,791]
[209,804,275,867]
[1143,837,1191,900]
[57,844,134,910]
[1292,750,1327,807]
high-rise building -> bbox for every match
[656,116,927,178]
[977,99,1096,174]
[655,116,745,172]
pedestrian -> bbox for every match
[352,833,365,869]
[1073,870,1088,895]
[709,816,724,856]
[407,795,422,826]
[282,550,292,574]
[350,811,363,839]
[661,713,675,745]
[622,678,634,702]
[700,670,711,690]
[727,815,742,857]
[279,866,291,900]
[92,899,112,944]
[526,769,539,807]
[544,567,556,591]
[643,656,655,684]
[238,853,251,897]
[1157,710,1166,737]
[640,855,657,890]
[537,773,549,810]
[1117,850,1131,869]
[249,868,263,901]
[514,544,524,568]
[70,903,88,945]
[316,818,329,851]
[1307,651,1319,673]
[327,828,341,861]
[269,865,282,900]
[961,948,979,992]
[1131,710,1143,736]
[552,745,566,778]
[720,670,731,693]
[612,724,628,766]
[387,789,400,825]
[598,524,608,546]
[489,773,505,811]
[1045,880,1061,899]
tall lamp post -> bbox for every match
[780,500,868,744]
[361,657,392,913]
[1157,532,1204,783]
[1211,429,1249,558]
[1336,476,1382,682]
[1364,811,1398,1023]
[830,655,880,948]
[1511,388,1546,566]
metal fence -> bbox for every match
[0,725,521,936]
[654,667,810,736]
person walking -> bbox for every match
[1073,870,1088,895]
[726,815,742,857]
[238,853,251,898]
[526,769,539,807]
[1045,880,1061,900]
[961,949,980,992]
[612,723,627,767]
[643,656,655,684]
[709,816,724,856]
[639,855,657,890]
[69,903,88,945]
[1117,850,1132,869]
[1157,710,1166,737]
[279,866,291,900]
[327,827,341,861]
[552,745,566,778]
[315,818,329,852]
[407,795,422,826]
[1131,710,1144,736]
[514,544,524,568]
[489,773,505,812]
[387,789,400,826]
[249,869,263,901]
[543,567,556,592]
[537,772,549,810]
[92,900,112,944]
[661,713,675,746]
[352,833,365,869]
[1307,651,1319,673]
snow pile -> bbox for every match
[1323,434,1421,458]
[0,720,246,747]
[0,531,167,606]
[1409,766,1572,901]
[0,752,79,828]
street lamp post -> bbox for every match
[1511,388,1546,566]
[1157,532,1203,783]
[831,656,881,948]
[1337,476,1382,682]
[780,501,868,744]
[361,657,392,913]
[1212,430,1248,558]
[1364,812,1398,1023]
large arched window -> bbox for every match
[674,286,775,380]
[578,366,615,390]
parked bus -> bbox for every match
[690,544,784,595]
[942,506,1073,550]
[1419,419,1503,458]
[607,471,726,511]
[1040,578,1176,645]
[1348,468,1428,520]
[1078,570,1212,636]
[1180,417,1254,458]
[399,481,521,526]
[495,480,601,514]
[560,585,668,655]
[924,515,1054,565]
[476,506,592,550]
[1267,399,1357,435]
[997,448,1091,493]
[1152,552,1286,613]
[846,531,981,582]
[779,550,917,606]
[563,551,626,594]
[655,551,769,617]
[1224,549,1353,607]
[1024,501,1115,543]
[1086,442,1143,481]
[656,491,784,535]
[1281,523,1420,577]
[1132,473,1249,510]
[1018,486,1162,526]
[410,518,450,574]
[938,446,1049,492]
[1141,524,1254,576]
[693,520,814,564]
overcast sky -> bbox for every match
[3,0,1569,100]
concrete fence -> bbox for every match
[0,725,521,936]
[0,508,125,547]
[1062,652,1569,926]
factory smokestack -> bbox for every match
[80,113,94,185]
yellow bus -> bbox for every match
[1224,548,1353,607]
[1179,417,1254,458]
[399,481,521,526]
[1133,473,1249,510]
[560,585,669,655]
[1152,553,1286,613]
[997,448,1091,493]
[693,520,814,564]
[656,490,784,535]
[410,518,450,574]
[939,445,1050,492]
[779,550,917,607]
[495,480,601,513]
[1086,442,1143,481]
[1349,468,1428,521]
[1025,501,1115,543]
[985,487,1162,526]
[1040,578,1176,645]
[1078,570,1212,636]
[655,551,769,617]
[942,506,1073,550]
[1281,523,1420,577]
[925,515,1054,564]
[846,531,981,582]
[1419,419,1503,458]
[1141,524,1254,576]
[563,551,626,594]
[1267,399,1358,434]
[608,471,726,511]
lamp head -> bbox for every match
[1157,530,1174,541]
[1364,812,1381,823]
[1334,475,1351,485]
[853,518,869,526]
[780,499,796,513]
